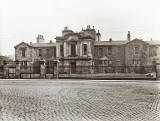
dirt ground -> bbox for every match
[0,80,160,121]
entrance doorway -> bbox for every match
[71,62,76,74]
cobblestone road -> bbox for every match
[0,80,160,121]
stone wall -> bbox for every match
[125,39,149,66]
[15,43,32,61]
[15,43,56,62]
[94,45,125,67]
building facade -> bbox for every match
[15,26,160,74]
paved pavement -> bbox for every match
[0,79,160,121]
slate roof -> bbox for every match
[0,56,9,60]
[94,41,128,46]
[94,40,160,46]
[30,43,56,47]
[146,41,160,45]
[15,42,56,48]
[14,42,32,48]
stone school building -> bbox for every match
[15,25,160,75]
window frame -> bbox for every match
[99,47,103,57]
[39,49,42,56]
[60,45,64,57]
[22,48,26,57]
[83,44,87,55]
[108,46,112,55]
[71,44,76,57]
[134,46,140,54]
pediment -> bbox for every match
[67,36,78,42]
[14,42,32,48]
[126,39,149,46]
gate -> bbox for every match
[45,61,56,79]
[8,66,16,79]
[0,66,4,78]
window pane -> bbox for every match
[108,46,112,55]
[135,46,140,54]
[21,48,26,57]
[39,49,42,56]
[99,47,103,57]
[60,45,64,57]
[83,44,87,55]
[71,44,76,57]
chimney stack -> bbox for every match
[36,34,44,43]
[127,31,131,41]
[109,38,112,42]
[87,25,90,29]
[50,40,53,43]
[96,30,101,41]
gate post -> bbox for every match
[3,62,8,79]
[56,60,60,79]
[16,62,21,79]
[40,60,46,79]
[156,63,160,80]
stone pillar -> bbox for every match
[90,66,94,74]
[64,61,69,74]
[56,43,60,58]
[90,61,94,74]
[3,64,8,79]
[156,63,160,80]
[40,64,46,79]
[64,42,66,57]
[16,63,21,79]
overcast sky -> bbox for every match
[0,0,160,56]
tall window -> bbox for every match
[24,61,27,67]
[71,44,76,57]
[39,49,42,56]
[108,46,112,55]
[99,47,103,57]
[83,44,87,55]
[60,45,64,57]
[53,47,56,57]
[46,49,49,55]
[21,48,26,57]
[131,59,140,65]
[132,59,135,65]
[99,60,103,64]
[153,48,157,56]
[135,46,140,54]
[149,47,152,57]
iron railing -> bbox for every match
[0,63,156,79]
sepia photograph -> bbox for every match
[0,0,160,120]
